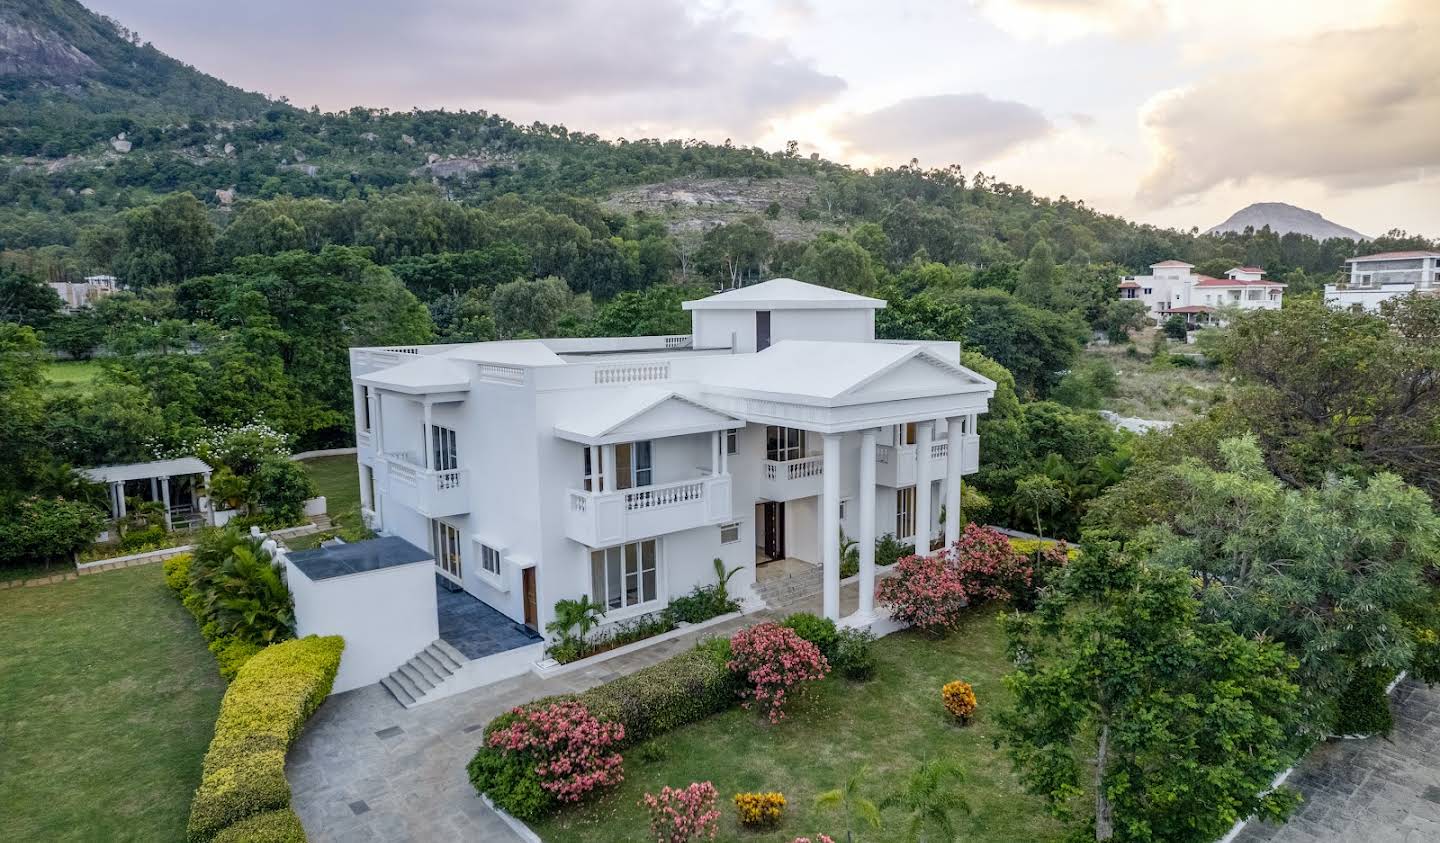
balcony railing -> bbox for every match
[759,455,824,501]
[385,460,469,518]
[875,437,978,487]
[565,474,732,547]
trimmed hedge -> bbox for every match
[187,635,344,842]
[210,808,307,843]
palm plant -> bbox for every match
[880,759,970,843]
[214,540,295,643]
[816,766,881,843]
[546,595,606,648]
[839,531,860,578]
[713,557,742,604]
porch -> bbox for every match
[435,577,541,660]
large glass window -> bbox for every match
[766,426,806,461]
[583,446,604,492]
[590,539,658,610]
[896,486,916,540]
[431,425,458,471]
[432,520,462,580]
[617,441,652,489]
[480,543,502,576]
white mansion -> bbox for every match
[1119,260,1284,324]
[347,279,993,641]
[1325,250,1440,311]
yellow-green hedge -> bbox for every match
[210,808,307,843]
[1009,537,1080,560]
[187,635,344,842]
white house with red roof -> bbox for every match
[1325,250,1440,312]
[1118,260,1284,326]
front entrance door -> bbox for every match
[761,501,786,561]
[521,567,538,630]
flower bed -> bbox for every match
[186,635,344,842]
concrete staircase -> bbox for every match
[380,639,469,708]
[752,563,823,608]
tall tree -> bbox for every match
[115,193,216,288]
[1015,240,1056,309]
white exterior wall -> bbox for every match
[287,559,438,694]
[692,310,756,351]
[1326,256,1440,311]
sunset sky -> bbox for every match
[88,0,1439,237]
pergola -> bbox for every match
[78,457,214,532]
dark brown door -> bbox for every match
[522,567,538,630]
[762,501,786,560]
[756,310,771,351]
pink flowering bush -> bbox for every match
[485,701,625,804]
[641,781,720,842]
[876,551,969,634]
[790,836,836,843]
[950,524,1033,604]
[727,622,830,723]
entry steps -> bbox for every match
[380,639,469,708]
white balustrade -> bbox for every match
[477,363,525,384]
[593,362,671,385]
[759,456,824,500]
[565,475,730,546]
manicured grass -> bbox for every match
[296,454,366,547]
[0,564,225,841]
[42,359,104,395]
[532,607,1065,843]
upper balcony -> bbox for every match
[875,434,979,487]
[381,453,469,519]
[565,473,732,547]
[759,455,825,501]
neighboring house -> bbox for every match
[348,278,995,644]
[48,274,120,312]
[1119,260,1285,326]
[1325,250,1440,312]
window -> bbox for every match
[1247,289,1262,301]
[726,428,738,455]
[766,426,806,461]
[583,446,604,492]
[719,522,740,544]
[480,543,502,577]
[360,385,371,431]
[432,520,462,580]
[591,539,658,610]
[896,486,916,540]
[897,422,918,446]
[1142,287,1153,295]
[431,425,457,471]
[616,440,652,489]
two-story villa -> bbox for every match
[346,279,993,648]
[1325,250,1440,311]
[1119,260,1284,325]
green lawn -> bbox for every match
[42,359,104,395]
[0,564,225,842]
[533,607,1064,843]
[295,454,365,548]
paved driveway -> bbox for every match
[1235,680,1440,843]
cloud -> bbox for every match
[832,93,1052,167]
[973,0,1367,43]
[972,0,1170,41]
[1138,1,1440,206]
[87,0,845,138]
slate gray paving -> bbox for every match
[1235,680,1440,843]
[435,579,541,660]
[287,610,770,842]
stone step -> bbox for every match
[417,650,455,679]
[380,639,472,709]
[380,675,417,708]
[431,639,468,669]
[399,662,436,692]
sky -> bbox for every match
[87,0,1439,237]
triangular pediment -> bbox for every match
[554,389,744,445]
[609,396,738,437]
[841,351,993,401]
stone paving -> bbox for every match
[287,609,770,841]
[435,580,541,660]
[1235,680,1440,843]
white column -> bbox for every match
[858,428,877,618]
[115,482,127,520]
[721,430,730,474]
[603,443,617,492]
[352,383,366,433]
[422,401,433,469]
[149,476,159,501]
[821,432,842,620]
[945,417,965,548]
[915,420,933,551]
[201,471,213,525]
[711,430,721,475]
[373,392,385,455]
[160,476,173,532]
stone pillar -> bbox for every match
[945,417,966,548]
[373,391,385,455]
[858,428,877,618]
[160,476,173,532]
[821,432,842,620]
[201,470,214,525]
[915,420,933,551]
[711,430,721,475]
[115,481,127,521]
[422,401,433,469]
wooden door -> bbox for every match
[522,567,538,630]
[762,501,786,560]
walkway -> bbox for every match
[435,580,541,660]
[287,609,771,841]
[1235,680,1440,843]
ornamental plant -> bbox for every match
[733,791,786,827]
[641,781,720,843]
[486,701,625,804]
[790,837,835,843]
[728,622,830,723]
[949,523,1033,605]
[876,551,968,635]
[942,680,977,724]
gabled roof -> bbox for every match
[1117,280,1141,288]
[697,340,993,406]
[1227,266,1266,274]
[439,340,566,367]
[554,387,744,445]
[79,457,213,483]
[1346,250,1440,262]
[683,278,886,311]
[1163,305,1216,314]
[356,357,472,394]
[1150,260,1194,268]
[1194,275,1285,288]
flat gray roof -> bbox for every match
[287,536,432,582]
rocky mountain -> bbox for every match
[1206,202,1367,241]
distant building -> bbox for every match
[1118,260,1284,327]
[1325,251,1440,312]
[48,275,120,312]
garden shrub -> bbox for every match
[782,612,839,659]
[728,622,829,724]
[949,523,1032,604]
[210,636,265,681]
[121,524,169,551]
[1333,668,1393,737]
[874,533,914,568]
[942,680,977,724]
[831,627,876,681]
[468,708,555,821]
[876,552,968,635]
[664,584,739,625]
[733,791,786,827]
[642,781,720,843]
[582,648,740,746]
[483,701,624,810]
[187,635,344,842]
[209,808,306,843]
[694,635,732,667]
[164,552,194,593]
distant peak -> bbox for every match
[1206,202,1367,241]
